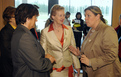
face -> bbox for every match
[85,10,99,28]
[52,10,65,25]
[9,15,16,27]
[77,14,81,19]
[28,15,38,29]
[66,14,70,18]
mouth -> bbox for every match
[61,20,64,22]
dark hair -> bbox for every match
[15,3,39,25]
[66,11,70,15]
[33,5,39,9]
[75,12,82,19]
[2,6,16,22]
[50,4,64,20]
[84,6,106,24]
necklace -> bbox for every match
[55,29,59,32]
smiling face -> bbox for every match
[85,10,100,29]
[52,9,65,25]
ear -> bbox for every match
[26,18,31,23]
[52,15,55,20]
[9,18,12,22]
[96,14,100,20]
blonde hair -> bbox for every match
[50,4,64,20]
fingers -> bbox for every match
[80,55,89,66]
[76,68,80,77]
[50,56,56,63]
[45,54,56,63]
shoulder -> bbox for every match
[64,25,72,30]
[1,25,13,34]
[41,26,50,35]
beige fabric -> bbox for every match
[81,21,121,77]
[40,25,80,69]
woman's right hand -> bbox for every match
[45,54,56,63]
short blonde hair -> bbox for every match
[50,4,64,20]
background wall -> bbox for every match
[112,0,121,28]
[0,0,121,30]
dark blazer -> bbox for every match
[0,23,14,77]
[11,24,52,77]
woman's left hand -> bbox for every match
[80,55,89,66]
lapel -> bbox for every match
[47,24,69,50]
[48,29,62,49]
[63,28,68,49]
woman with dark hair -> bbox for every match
[0,6,16,77]
[11,3,55,77]
[69,6,121,77]
[72,12,84,49]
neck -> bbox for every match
[53,23,62,29]
[9,22,16,27]
[21,23,31,30]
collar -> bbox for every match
[48,22,68,32]
[10,24,16,29]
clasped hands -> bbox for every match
[69,45,90,66]
[45,54,56,63]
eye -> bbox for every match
[88,15,91,17]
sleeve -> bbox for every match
[90,27,118,70]
[19,33,52,72]
[40,30,48,54]
[70,27,81,69]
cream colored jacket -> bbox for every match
[40,24,80,69]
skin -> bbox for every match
[77,14,81,19]
[65,14,70,19]
[22,15,38,30]
[85,10,100,30]
[69,10,101,66]
[52,9,65,41]
[9,15,17,27]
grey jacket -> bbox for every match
[11,24,52,77]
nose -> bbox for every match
[36,18,38,22]
[85,17,87,21]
